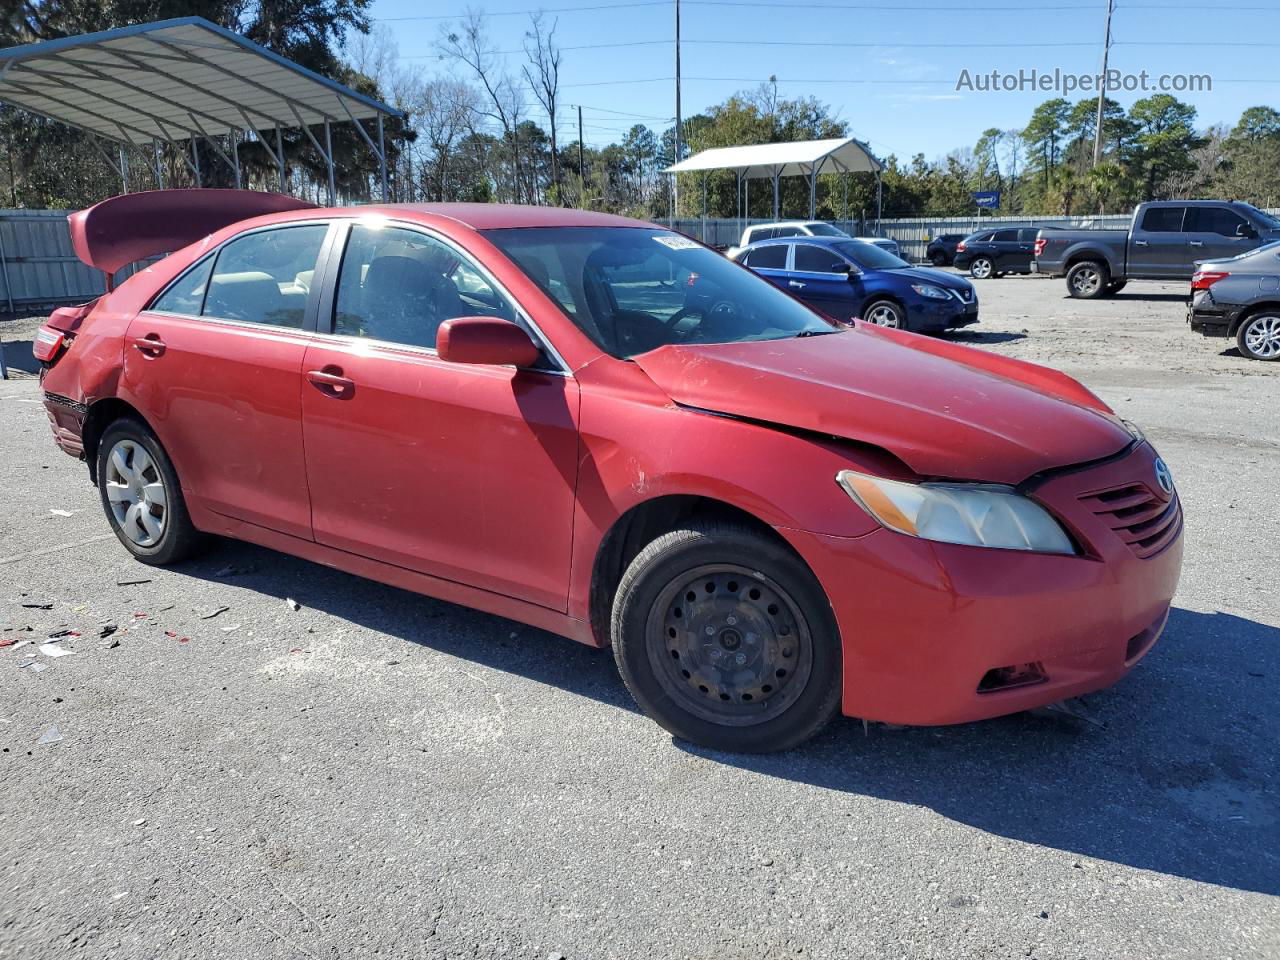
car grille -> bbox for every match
[1078,483,1182,559]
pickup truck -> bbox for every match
[1033,200,1280,299]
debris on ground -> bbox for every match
[48,509,73,517]
[116,578,152,587]
[286,598,301,611]
[47,628,78,639]
[133,818,146,826]
[21,602,54,610]
[198,605,230,620]
[20,661,46,673]
[99,624,118,638]
[39,642,75,657]
[38,725,63,745]
[0,637,18,648]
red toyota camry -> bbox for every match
[36,190,1183,752]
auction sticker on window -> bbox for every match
[654,235,701,250]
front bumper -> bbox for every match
[780,441,1183,725]
[909,295,979,332]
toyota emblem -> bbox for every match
[1154,458,1174,496]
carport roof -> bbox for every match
[663,137,883,179]
[0,16,401,147]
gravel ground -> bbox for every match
[1,274,1277,960]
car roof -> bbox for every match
[270,202,656,231]
[748,235,847,248]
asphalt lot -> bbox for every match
[1,273,1278,959]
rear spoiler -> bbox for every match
[69,189,318,280]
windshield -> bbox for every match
[484,228,837,358]
[832,240,910,270]
[1238,203,1280,230]
[805,222,847,237]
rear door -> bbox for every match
[741,242,790,291]
[990,229,1022,271]
[1130,206,1188,278]
[1184,206,1255,267]
[122,221,333,540]
[788,242,857,321]
[299,221,580,610]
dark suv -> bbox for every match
[954,227,1058,279]
[925,234,966,267]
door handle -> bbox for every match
[306,368,355,398]
[1189,240,1203,247]
[1133,240,1149,247]
[789,280,806,289]
[131,334,166,356]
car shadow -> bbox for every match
[942,330,1028,345]
[180,542,1278,895]
[0,338,39,375]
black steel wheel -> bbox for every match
[612,520,842,752]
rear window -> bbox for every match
[804,223,846,237]
[1140,206,1187,233]
[992,229,1019,242]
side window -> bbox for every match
[747,244,788,270]
[751,227,775,242]
[1017,228,1041,241]
[773,226,802,238]
[202,225,327,327]
[333,224,514,349]
[1184,207,1247,236]
[992,229,1019,242]
[794,244,844,273]
[151,256,214,316]
[1140,206,1187,233]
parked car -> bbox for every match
[1034,200,1280,299]
[854,235,902,259]
[926,233,966,266]
[1187,240,1280,361]
[725,220,848,258]
[954,226,1057,279]
[732,236,977,332]
[37,189,1183,752]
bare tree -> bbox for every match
[440,11,525,202]
[523,12,562,203]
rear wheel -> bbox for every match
[969,257,994,280]
[1236,312,1280,361]
[929,251,946,267]
[862,299,906,330]
[1066,260,1108,299]
[1105,280,1128,295]
[611,521,843,753]
[96,418,206,565]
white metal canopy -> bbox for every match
[663,137,884,223]
[0,17,402,201]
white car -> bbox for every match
[727,221,901,260]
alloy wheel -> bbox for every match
[1243,314,1280,359]
[971,258,993,279]
[864,303,902,328]
[646,564,815,727]
[1071,266,1102,296]
[103,439,167,547]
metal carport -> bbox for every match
[663,137,884,225]
[0,16,401,204]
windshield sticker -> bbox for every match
[654,235,701,250]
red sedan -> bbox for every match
[36,190,1183,752]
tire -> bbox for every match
[861,299,907,330]
[1066,260,1109,299]
[1236,311,1280,361]
[969,257,994,280]
[929,251,946,267]
[1105,280,1127,295]
[96,417,206,565]
[611,520,843,753]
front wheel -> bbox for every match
[96,417,206,565]
[862,299,906,329]
[1066,260,1109,299]
[969,257,994,280]
[611,521,843,753]
[1105,280,1127,295]
[1237,312,1280,361]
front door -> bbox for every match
[122,222,332,540]
[1184,206,1257,269]
[300,222,580,611]
[789,242,858,322]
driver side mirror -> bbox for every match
[1236,222,1258,239]
[833,262,861,280]
[436,316,542,368]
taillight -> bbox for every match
[32,325,66,362]
[1033,237,1047,257]
[1191,270,1228,291]
[955,241,966,252]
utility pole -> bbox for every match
[1092,0,1115,166]
[578,105,586,207]
[673,0,682,216]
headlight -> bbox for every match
[1121,419,1145,442]
[911,283,950,300]
[836,470,1076,554]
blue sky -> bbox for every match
[367,0,1280,162]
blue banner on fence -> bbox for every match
[972,190,1001,210]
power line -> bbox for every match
[378,1,667,22]
[685,38,1097,47]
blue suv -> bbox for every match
[732,236,979,332]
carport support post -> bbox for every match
[771,167,780,219]
[152,140,165,189]
[190,137,201,187]
[323,119,336,205]
[276,127,286,192]
[231,130,242,189]
[876,171,883,228]
[118,144,129,193]
[377,114,388,201]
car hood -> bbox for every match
[881,265,972,289]
[632,328,1132,484]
